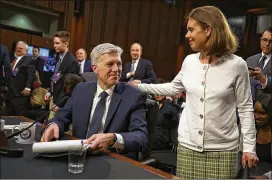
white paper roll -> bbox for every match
[32,140,85,154]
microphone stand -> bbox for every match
[7,96,69,139]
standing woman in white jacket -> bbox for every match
[132,5,258,179]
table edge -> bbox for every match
[3,116,179,179]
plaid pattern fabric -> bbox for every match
[177,144,238,179]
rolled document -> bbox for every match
[32,140,85,154]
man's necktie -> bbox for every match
[257,55,267,70]
[130,62,135,72]
[129,61,135,80]
[250,55,267,100]
[11,57,17,70]
[86,91,109,138]
[55,57,62,72]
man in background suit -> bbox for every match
[76,48,92,73]
[41,43,148,159]
[120,43,156,84]
[32,46,45,87]
[0,45,12,93]
[5,41,36,115]
[44,31,80,112]
[247,27,272,101]
[0,45,12,113]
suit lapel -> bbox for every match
[263,57,272,75]
[59,52,70,71]
[82,83,97,135]
[134,58,142,77]
[103,83,123,132]
[14,56,25,69]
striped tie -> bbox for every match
[86,91,109,138]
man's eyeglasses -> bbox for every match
[260,38,272,44]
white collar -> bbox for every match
[96,83,115,98]
[132,58,140,63]
[262,52,272,60]
[79,59,86,64]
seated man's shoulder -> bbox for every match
[76,81,96,89]
[119,82,146,97]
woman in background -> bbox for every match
[252,96,272,175]
[24,87,49,121]
[48,73,82,120]
[132,5,258,179]
[152,78,180,150]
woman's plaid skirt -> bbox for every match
[176,144,238,179]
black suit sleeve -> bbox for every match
[25,59,36,89]
[141,61,156,84]
[119,92,148,153]
[1,46,12,89]
[68,60,80,74]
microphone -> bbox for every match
[7,96,69,139]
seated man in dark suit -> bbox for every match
[41,43,148,158]
[120,43,156,84]
[76,48,93,73]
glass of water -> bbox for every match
[68,149,87,174]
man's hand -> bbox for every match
[132,80,141,85]
[40,123,60,142]
[21,89,30,96]
[128,80,141,87]
[130,71,135,77]
[52,105,59,112]
[250,67,267,84]
[84,133,115,153]
[242,152,259,168]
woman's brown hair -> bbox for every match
[188,6,238,57]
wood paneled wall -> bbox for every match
[1,0,183,81]
[72,0,183,81]
[0,0,75,51]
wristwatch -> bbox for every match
[113,134,117,144]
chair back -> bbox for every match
[80,72,97,82]
[139,98,159,160]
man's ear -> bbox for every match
[92,64,97,72]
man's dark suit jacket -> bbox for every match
[7,56,35,98]
[246,53,272,101]
[50,51,79,104]
[0,45,12,92]
[120,58,156,84]
[33,56,45,86]
[51,82,148,156]
[83,60,93,72]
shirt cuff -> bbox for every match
[126,72,131,79]
[24,88,31,91]
[112,133,124,151]
[46,92,51,97]
[264,171,271,179]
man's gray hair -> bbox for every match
[16,41,28,50]
[90,43,123,65]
